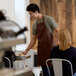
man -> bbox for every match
[22,3,58,76]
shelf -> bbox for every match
[15,69,33,76]
[0,38,26,49]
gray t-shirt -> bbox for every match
[32,15,58,35]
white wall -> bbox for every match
[15,0,30,50]
[15,0,26,28]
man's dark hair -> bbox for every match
[26,3,40,13]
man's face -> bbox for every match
[28,11,38,19]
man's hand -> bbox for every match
[22,51,28,55]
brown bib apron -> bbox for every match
[36,16,53,66]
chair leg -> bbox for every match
[40,71,43,76]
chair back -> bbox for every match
[46,59,73,76]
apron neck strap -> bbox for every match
[36,15,44,24]
[42,15,44,22]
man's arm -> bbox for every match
[22,35,37,55]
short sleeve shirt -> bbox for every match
[32,15,58,35]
